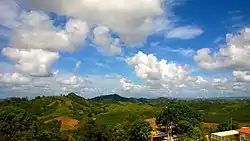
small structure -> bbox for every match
[211,130,239,141]
[150,131,167,141]
[237,127,250,141]
[146,118,167,141]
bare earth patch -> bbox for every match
[45,116,79,131]
[146,118,157,130]
[201,122,219,128]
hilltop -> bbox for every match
[90,94,130,102]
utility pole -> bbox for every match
[231,117,233,130]
[170,121,172,141]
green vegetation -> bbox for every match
[156,103,203,140]
[1,93,250,140]
[0,106,61,141]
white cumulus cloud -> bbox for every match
[25,0,164,45]
[126,51,210,96]
[194,27,250,70]
[1,11,91,77]
[119,77,146,92]
[92,26,122,55]
[233,71,250,82]
[57,75,83,86]
[0,72,31,85]
[11,11,89,52]
[126,51,189,84]
[0,0,20,29]
[2,48,59,77]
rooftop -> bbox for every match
[211,130,239,137]
[237,127,250,134]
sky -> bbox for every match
[1,0,250,98]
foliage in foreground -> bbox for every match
[156,103,203,140]
[0,106,61,141]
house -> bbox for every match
[146,118,167,141]
[237,127,250,141]
[150,130,167,141]
[211,130,239,141]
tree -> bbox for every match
[156,103,203,139]
[0,106,37,141]
[107,123,131,141]
[156,107,173,137]
[0,106,61,141]
[176,120,202,141]
[176,120,193,135]
[216,120,239,132]
[36,120,61,141]
[77,118,108,141]
[129,120,152,141]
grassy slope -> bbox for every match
[2,94,250,127]
[95,102,159,126]
[1,94,160,129]
[187,100,250,123]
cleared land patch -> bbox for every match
[45,116,79,131]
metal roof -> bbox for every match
[237,127,250,134]
[211,130,239,137]
[152,131,166,138]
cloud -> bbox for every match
[166,26,203,39]
[11,11,89,52]
[125,51,211,97]
[56,75,84,89]
[0,69,249,98]
[73,61,81,73]
[1,11,91,77]
[212,77,250,94]
[213,36,224,44]
[53,70,59,76]
[119,77,146,92]
[228,10,241,14]
[75,61,81,69]
[122,51,250,97]
[0,72,125,98]
[0,0,20,29]
[194,27,250,70]
[92,26,122,55]
[24,0,164,45]
[162,47,196,57]
[0,61,16,74]
[231,15,244,21]
[2,48,59,77]
[233,71,250,82]
[126,51,189,82]
[0,72,31,85]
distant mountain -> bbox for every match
[204,96,250,100]
[90,94,130,102]
[90,94,177,104]
[66,92,85,103]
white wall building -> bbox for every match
[211,130,239,141]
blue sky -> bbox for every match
[1,0,250,98]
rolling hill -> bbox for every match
[90,94,130,102]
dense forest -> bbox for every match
[1,93,250,141]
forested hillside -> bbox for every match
[1,93,250,141]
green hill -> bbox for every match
[0,93,159,124]
[90,94,131,102]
